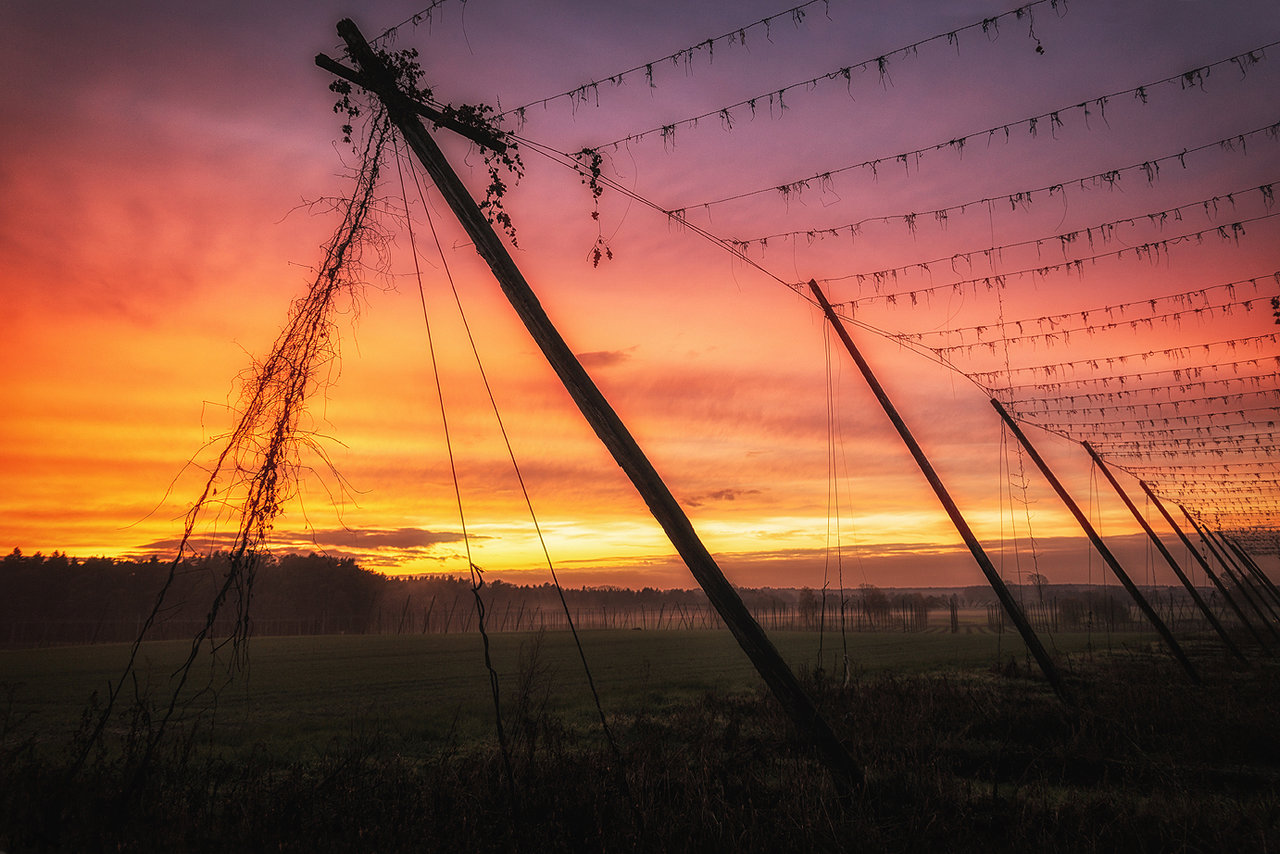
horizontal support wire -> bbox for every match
[722,123,1280,245]
[673,45,1279,212]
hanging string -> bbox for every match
[965,332,1280,386]
[994,355,1279,395]
[996,253,1048,635]
[823,212,1279,307]
[392,144,519,811]
[820,323,850,675]
[1003,381,1280,417]
[1084,432,1278,450]
[998,422,1012,610]
[729,157,1280,250]
[1142,474,1280,489]
[1016,405,1279,432]
[369,0,463,46]
[586,0,1063,150]
[396,141,642,824]
[672,49,1279,213]
[1120,460,1280,474]
[829,337,864,652]
[1052,433,1277,457]
[819,324,833,666]
[371,60,1277,542]
[896,272,1276,347]
[1089,459,1110,649]
[1157,480,1280,497]
[1007,387,1279,419]
[993,375,1276,412]
[927,295,1273,357]
[824,208,1275,303]
[1069,423,1277,443]
[831,329,848,672]
[498,0,834,124]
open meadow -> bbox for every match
[1,628,1148,754]
[3,627,1278,852]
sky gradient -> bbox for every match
[2,0,1277,589]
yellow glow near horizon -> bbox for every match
[2,0,1276,588]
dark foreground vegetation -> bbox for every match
[2,635,1276,853]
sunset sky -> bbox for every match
[3,0,1277,590]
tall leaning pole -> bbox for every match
[808,281,1072,706]
[318,19,862,787]
[1139,481,1270,652]
[991,401,1200,684]
[1082,442,1247,663]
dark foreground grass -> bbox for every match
[1,631,1276,852]
[0,629,1146,754]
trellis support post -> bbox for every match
[1180,506,1280,641]
[807,281,1071,706]
[990,400,1199,683]
[1082,443,1247,663]
[322,20,863,787]
[1223,536,1280,606]
[1139,481,1269,652]
[1202,524,1280,620]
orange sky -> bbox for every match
[2,0,1277,589]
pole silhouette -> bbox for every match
[808,281,1070,705]
[1139,481,1268,652]
[1082,442,1246,663]
[321,21,862,786]
[991,401,1199,683]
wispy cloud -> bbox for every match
[302,527,469,550]
[139,526,472,556]
[576,348,634,369]
[686,487,763,507]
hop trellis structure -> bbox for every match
[41,0,1280,825]
[404,0,1279,552]
[212,0,1280,653]
[301,1,1279,699]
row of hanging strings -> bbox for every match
[482,71,1266,652]
[357,0,1277,668]
[390,137,641,826]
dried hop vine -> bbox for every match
[443,102,525,246]
[330,48,525,246]
[575,147,614,267]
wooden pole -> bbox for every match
[1212,529,1280,609]
[1181,506,1280,640]
[806,281,1071,705]
[1203,525,1280,620]
[1223,535,1280,605]
[1082,442,1247,663]
[1138,481,1268,651]
[990,400,1200,683]
[324,20,862,786]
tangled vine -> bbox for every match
[333,47,525,245]
[575,147,614,266]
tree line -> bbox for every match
[6,547,1149,646]
[1,549,387,645]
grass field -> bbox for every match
[1,627,1158,755]
[3,627,1275,852]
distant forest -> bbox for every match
[2,548,1172,647]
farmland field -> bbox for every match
[2,627,1154,753]
[2,628,1276,852]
